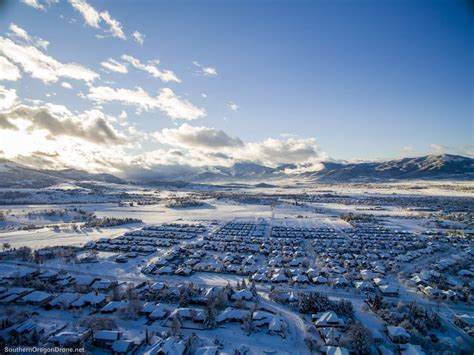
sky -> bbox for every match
[0,0,472,177]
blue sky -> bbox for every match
[0,0,472,175]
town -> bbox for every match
[0,183,472,354]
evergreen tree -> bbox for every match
[204,303,218,329]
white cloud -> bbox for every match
[101,58,128,74]
[241,137,326,167]
[99,10,126,40]
[229,101,239,111]
[132,31,145,45]
[8,24,30,42]
[0,86,18,111]
[69,0,126,39]
[0,104,127,145]
[87,86,206,120]
[0,37,99,84]
[0,56,21,81]
[20,0,45,10]
[193,61,218,76]
[61,82,73,89]
[429,143,474,158]
[69,0,100,27]
[202,67,217,76]
[121,54,180,83]
[8,23,50,50]
[155,124,244,150]
[151,125,326,169]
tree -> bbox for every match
[204,303,218,329]
[371,294,384,311]
[169,314,182,337]
[79,315,117,331]
[241,313,254,335]
[2,243,11,252]
[346,322,373,354]
[15,246,32,261]
[250,280,257,297]
[119,299,141,320]
[215,290,228,309]
[336,299,354,318]
[112,284,123,301]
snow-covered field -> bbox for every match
[0,183,472,354]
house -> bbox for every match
[47,292,80,309]
[38,271,58,282]
[149,303,170,320]
[91,279,116,291]
[143,337,186,355]
[9,319,44,344]
[355,281,374,291]
[320,346,350,355]
[48,330,89,347]
[6,268,39,280]
[74,276,99,287]
[332,277,349,287]
[0,287,34,303]
[17,291,53,306]
[112,339,135,354]
[168,308,206,323]
[314,311,346,328]
[150,282,166,292]
[141,302,157,315]
[268,316,285,336]
[319,327,343,345]
[71,292,107,308]
[312,276,328,284]
[195,346,219,355]
[93,330,121,349]
[217,307,250,323]
[386,326,410,344]
[378,284,399,297]
[400,344,426,355]
[252,273,268,282]
[271,272,288,283]
[420,286,440,298]
[231,289,253,301]
[115,255,128,263]
[101,300,128,313]
[292,274,309,284]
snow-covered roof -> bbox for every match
[320,346,350,355]
[231,289,253,300]
[49,292,80,307]
[217,307,250,322]
[314,311,345,327]
[195,346,218,355]
[94,330,121,341]
[112,339,134,353]
[21,291,53,303]
[387,326,410,339]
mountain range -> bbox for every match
[0,154,472,188]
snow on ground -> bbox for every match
[0,225,133,250]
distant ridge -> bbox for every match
[164,154,474,183]
[302,154,474,182]
[0,154,472,188]
[0,159,126,188]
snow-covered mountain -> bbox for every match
[186,154,474,183]
[0,154,472,188]
[0,159,126,188]
[304,154,474,182]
